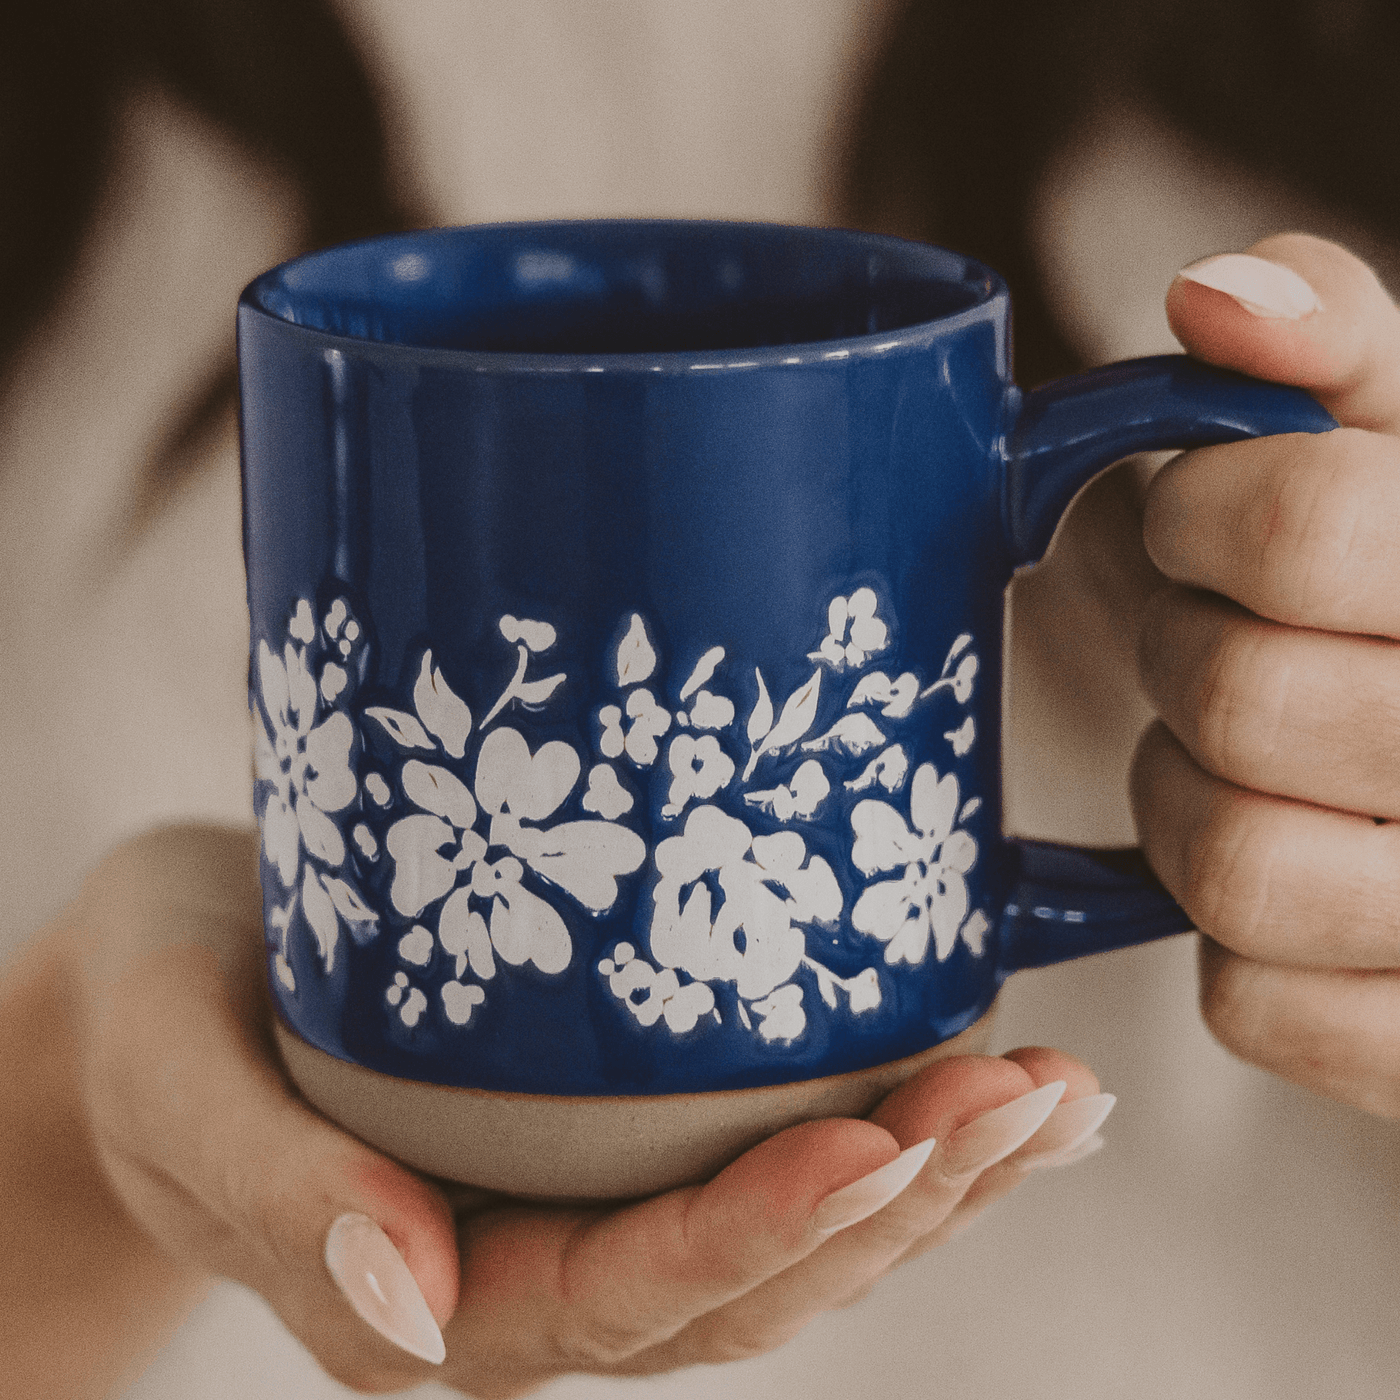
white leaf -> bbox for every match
[322,874,378,927]
[946,633,973,666]
[679,646,725,700]
[262,791,301,888]
[960,909,990,957]
[301,868,340,973]
[760,669,823,756]
[402,759,477,829]
[413,651,472,758]
[802,712,885,756]
[747,668,774,746]
[515,673,566,707]
[365,706,435,751]
[827,595,850,640]
[616,614,657,685]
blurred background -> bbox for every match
[4,2,1399,1396]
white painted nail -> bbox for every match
[1178,253,1321,319]
[324,1213,446,1365]
[1022,1132,1106,1171]
[1012,1093,1116,1169]
[939,1081,1067,1177]
[812,1136,937,1236]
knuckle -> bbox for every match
[1189,619,1284,782]
[1178,795,1274,958]
[1196,941,1267,1061]
[559,1312,654,1369]
[1249,431,1384,622]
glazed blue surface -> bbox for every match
[238,221,1334,1096]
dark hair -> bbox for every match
[1,0,409,491]
[844,0,1400,385]
[6,0,1398,413]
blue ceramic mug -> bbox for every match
[239,221,1333,1197]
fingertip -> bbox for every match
[1167,234,1400,431]
[999,1046,1101,1100]
[350,1157,461,1325]
[866,1053,1036,1148]
[709,1115,900,1227]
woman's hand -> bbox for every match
[1131,233,1400,1119]
[64,825,1110,1396]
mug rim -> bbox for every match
[237,218,1009,375]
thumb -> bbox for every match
[1167,232,1400,435]
[78,875,458,1389]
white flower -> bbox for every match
[500,615,556,652]
[802,713,886,756]
[847,670,919,718]
[748,983,806,1042]
[442,980,487,1025]
[599,943,717,1032]
[383,724,645,979]
[811,589,888,669]
[386,971,428,1027]
[597,687,672,766]
[745,758,830,821]
[254,638,358,887]
[850,762,980,966]
[662,733,735,817]
[581,764,634,820]
[845,966,882,1013]
[944,716,976,756]
[477,727,645,915]
[687,690,735,730]
[253,620,375,977]
[845,745,909,794]
[648,806,840,1002]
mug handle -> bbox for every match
[996,353,1336,974]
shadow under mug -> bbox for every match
[238,221,1333,1198]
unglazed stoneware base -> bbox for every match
[275,1013,995,1200]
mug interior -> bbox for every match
[242,221,997,356]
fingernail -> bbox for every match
[324,1213,446,1365]
[811,1136,937,1237]
[1022,1132,1106,1171]
[939,1081,1067,1177]
[1012,1092,1116,1170]
[1178,253,1321,319]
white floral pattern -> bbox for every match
[252,601,377,977]
[851,762,986,966]
[254,585,986,1047]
